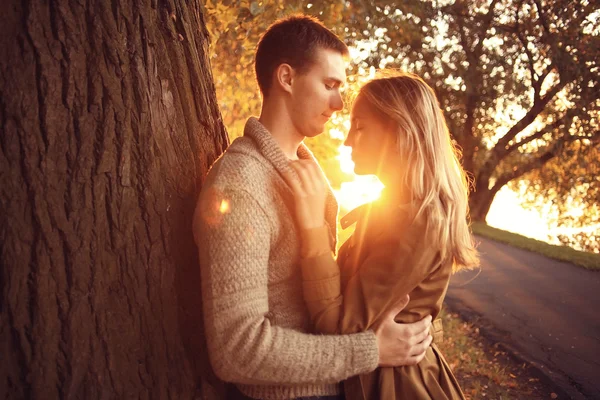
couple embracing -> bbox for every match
[194,14,479,400]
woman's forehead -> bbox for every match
[351,96,376,119]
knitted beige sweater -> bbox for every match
[193,117,379,399]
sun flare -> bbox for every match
[334,145,384,211]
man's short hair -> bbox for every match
[255,15,349,97]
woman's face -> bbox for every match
[345,95,398,176]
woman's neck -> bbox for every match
[379,176,412,206]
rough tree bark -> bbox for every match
[0,0,228,398]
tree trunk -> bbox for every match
[469,186,498,222]
[0,0,228,398]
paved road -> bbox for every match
[445,236,600,400]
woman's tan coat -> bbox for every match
[300,195,465,400]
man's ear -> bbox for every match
[275,63,295,94]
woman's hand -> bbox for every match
[287,160,329,230]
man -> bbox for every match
[193,15,433,400]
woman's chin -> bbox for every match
[351,161,369,175]
[352,167,369,176]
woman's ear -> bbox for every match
[275,63,295,94]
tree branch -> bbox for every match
[514,1,542,102]
[532,0,551,37]
[493,79,568,156]
[472,0,500,56]
[504,107,578,155]
[492,146,558,192]
[538,62,554,84]
[492,131,599,192]
[454,2,472,55]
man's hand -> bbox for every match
[374,295,433,367]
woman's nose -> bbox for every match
[344,131,354,147]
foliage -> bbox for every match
[517,141,599,252]
[471,222,600,269]
[204,0,599,250]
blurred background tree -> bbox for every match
[203,0,599,251]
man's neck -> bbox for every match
[258,105,304,160]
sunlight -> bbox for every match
[335,177,385,212]
[334,145,384,211]
[486,187,553,242]
[487,186,599,248]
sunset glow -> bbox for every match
[487,187,600,249]
[486,187,553,242]
[333,144,384,211]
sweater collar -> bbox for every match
[243,117,340,251]
[243,117,298,176]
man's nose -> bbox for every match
[331,91,344,111]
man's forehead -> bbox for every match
[311,47,348,80]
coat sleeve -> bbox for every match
[300,219,441,334]
[194,187,379,385]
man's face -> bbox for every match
[288,48,346,138]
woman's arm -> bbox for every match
[299,225,344,334]
[300,219,442,334]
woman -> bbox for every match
[287,72,479,399]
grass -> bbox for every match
[471,222,600,271]
[438,307,562,399]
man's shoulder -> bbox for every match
[207,137,271,187]
[194,139,273,238]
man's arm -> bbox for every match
[194,186,378,385]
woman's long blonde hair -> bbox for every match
[359,71,479,271]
